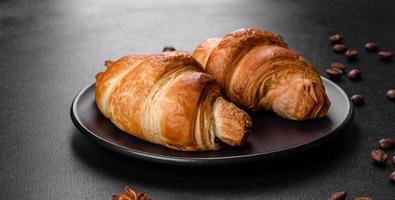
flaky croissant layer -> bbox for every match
[193,28,331,120]
[95,52,251,151]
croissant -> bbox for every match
[193,28,331,120]
[95,51,252,151]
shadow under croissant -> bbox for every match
[70,121,359,194]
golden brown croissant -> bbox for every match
[192,28,331,120]
[95,51,251,151]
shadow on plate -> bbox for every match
[70,121,359,192]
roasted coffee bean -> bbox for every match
[392,156,395,165]
[351,94,364,106]
[330,62,346,71]
[378,138,394,149]
[329,34,343,44]
[345,49,358,60]
[162,46,176,52]
[371,149,388,164]
[390,172,395,183]
[386,89,395,100]
[328,192,347,200]
[333,44,347,53]
[355,197,373,200]
[378,51,393,60]
[326,68,343,79]
[348,69,361,81]
[365,42,378,51]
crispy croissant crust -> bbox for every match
[193,28,331,120]
[95,51,251,151]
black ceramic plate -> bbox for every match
[71,77,352,166]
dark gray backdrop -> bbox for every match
[1,0,394,199]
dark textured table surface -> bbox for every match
[1,0,394,199]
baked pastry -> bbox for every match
[192,28,331,120]
[95,51,251,151]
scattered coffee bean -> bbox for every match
[371,149,388,164]
[386,89,395,100]
[328,192,347,200]
[378,51,393,60]
[329,34,343,44]
[333,44,347,53]
[330,62,346,71]
[378,138,394,149]
[345,49,358,60]
[392,156,395,165]
[326,68,343,79]
[348,69,361,81]
[162,46,176,52]
[390,172,395,183]
[104,60,113,67]
[355,197,373,200]
[351,94,364,106]
[365,42,378,51]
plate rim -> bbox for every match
[70,77,353,166]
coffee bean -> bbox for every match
[392,156,395,165]
[351,94,364,106]
[328,192,347,200]
[371,149,388,164]
[355,197,373,200]
[345,49,358,60]
[333,44,347,53]
[162,46,176,52]
[386,89,395,100]
[378,51,393,60]
[330,62,346,71]
[326,68,343,79]
[389,172,395,183]
[365,42,378,51]
[348,69,361,81]
[378,138,394,149]
[329,34,343,44]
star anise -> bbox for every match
[112,186,150,200]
